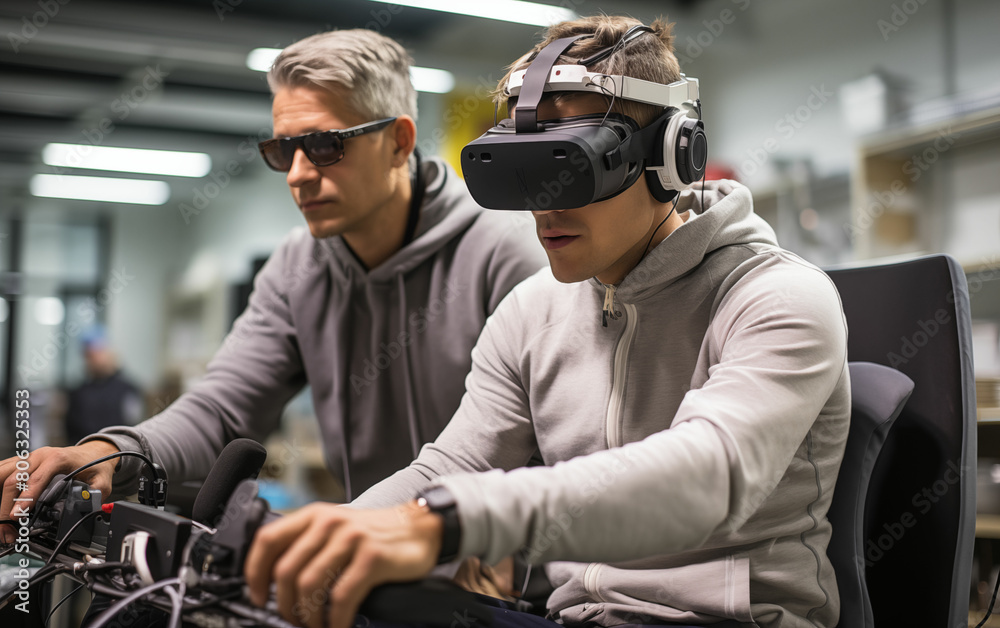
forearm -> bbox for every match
[81,382,286,499]
[439,418,733,566]
[349,466,435,509]
[350,437,493,509]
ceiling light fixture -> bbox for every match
[371,0,577,27]
[43,144,211,178]
[30,174,171,206]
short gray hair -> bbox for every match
[268,29,418,122]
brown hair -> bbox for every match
[495,15,681,128]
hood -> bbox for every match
[597,179,777,303]
[323,156,484,283]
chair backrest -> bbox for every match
[829,362,914,627]
[825,254,977,628]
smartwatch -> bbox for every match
[416,485,461,564]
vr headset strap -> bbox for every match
[604,109,671,170]
[514,34,591,133]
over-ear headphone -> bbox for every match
[643,105,708,202]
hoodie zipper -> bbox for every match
[605,302,637,449]
[582,299,637,604]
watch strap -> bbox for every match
[417,485,461,564]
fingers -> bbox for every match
[327,553,378,628]
[244,508,315,608]
[293,530,361,628]
[1,448,57,519]
[0,444,118,544]
[248,503,440,628]
[274,518,345,624]
[1,449,59,544]
[1,457,25,524]
[0,459,17,545]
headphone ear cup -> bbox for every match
[642,110,678,202]
[650,110,708,192]
[645,170,679,203]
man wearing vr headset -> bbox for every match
[241,16,849,628]
[0,30,545,541]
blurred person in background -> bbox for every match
[63,326,144,445]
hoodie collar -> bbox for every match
[592,179,777,303]
[321,156,483,284]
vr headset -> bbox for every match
[461,25,708,211]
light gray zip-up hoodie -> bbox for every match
[352,180,851,628]
[84,157,547,500]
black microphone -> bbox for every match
[193,439,267,527]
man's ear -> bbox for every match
[390,115,417,167]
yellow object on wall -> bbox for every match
[431,87,504,175]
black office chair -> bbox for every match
[828,361,913,627]
[825,254,977,628]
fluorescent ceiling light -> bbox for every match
[247,47,456,93]
[31,174,171,206]
[43,143,211,178]
[371,0,577,26]
[34,297,65,326]
[246,47,280,73]
[409,66,455,94]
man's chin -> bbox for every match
[305,219,345,239]
[548,260,593,284]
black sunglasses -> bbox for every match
[258,117,397,172]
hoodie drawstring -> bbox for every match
[602,283,621,327]
[398,273,422,459]
[337,264,356,502]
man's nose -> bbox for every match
[286,147,320,187]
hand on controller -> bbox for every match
[0,440,119,544]
[244,501,443,628]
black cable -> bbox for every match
[44,582,88,627]
[32,450,157,529]
[0,519,16,528]
[598,75,619,128]
[692,98,708,212]
[643,194,680,258]
[975,571,1000,628]
[63,451,155,484]
[89,580,134,600]
[27,563,71,587]
[43,509,104,566]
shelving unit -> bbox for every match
[850,102,1000,263]
[850,94,1000,621]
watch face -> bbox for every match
[421,486,457,511]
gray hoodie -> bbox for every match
[85,157,547,500]
[352,180,851,628]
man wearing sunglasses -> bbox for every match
[0,30,545,542]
